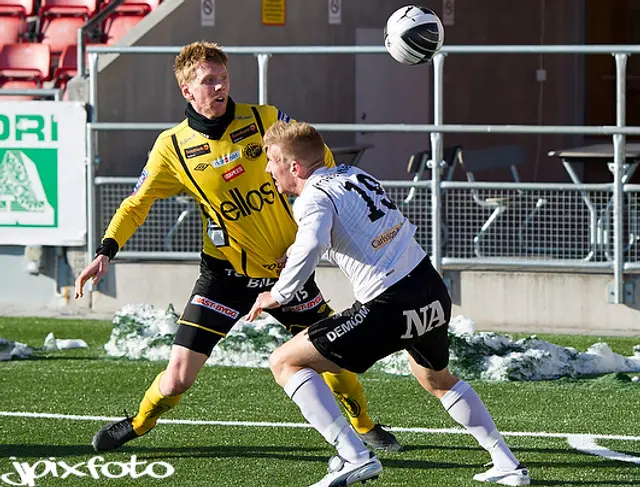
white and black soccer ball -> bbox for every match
[384,5,445,65]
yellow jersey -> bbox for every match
[102,102,335,278]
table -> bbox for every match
[548,143,640,261]
[548,143,640,185]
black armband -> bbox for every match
[95,238,119,261]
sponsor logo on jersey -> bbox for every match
[220,182,276,221]
[211,150,241,168]
[229,123,259,143]
[371,222,403,250]
[131,168,149,195]
[326,305,370,342]
[243,142,263,161]
[247,277,277,288]
[222,164,245,182]
[282,293,323,312]
[185,143,211,159]
[277,110,291,123]
[236,114,253,120]
[262,260,286,273]
[191,294,239,319]
[194,162,209,171]
[180,133,196,144]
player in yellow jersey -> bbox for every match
[74,41,400,453]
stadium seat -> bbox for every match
[0,0,35,43]
[103,0,160,14]
[0,43,51,83]
[102,12,145,44]
[0,17,23,43]
[38,0,97,54]
[0,78,41,99]
[53,43,77,87]
[39,0,97,15]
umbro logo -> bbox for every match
[194,163,209,171]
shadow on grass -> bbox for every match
[0,444,96,458]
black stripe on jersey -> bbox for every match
[241,248,248,275]
[314,186,339,215]
[276,191,293,220]
[251,106,265,136]
[172,134,232,246]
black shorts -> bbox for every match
[174,254,332,356]
[308,257,452,374]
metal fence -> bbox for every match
[86,44,640,304]
[96,177,640,269]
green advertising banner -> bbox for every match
[0,102,86,245]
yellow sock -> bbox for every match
[132,371,182,436]
[322,370,375,434]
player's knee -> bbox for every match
[268,347,292,387]
[162,364,197,395]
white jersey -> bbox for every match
[270,165,426,305]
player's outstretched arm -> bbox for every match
[74,255,110,299]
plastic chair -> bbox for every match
[102,11,145,44]
[103,0,160,14]
[0,17,23,43]
[38,0,97,54]
[0,0,35,43]
[404,145,462,204]
[458,145,547,257]
[0,43,51,82]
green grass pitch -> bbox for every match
[0,317,639,486]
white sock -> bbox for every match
[284,368,370,463]
[441,380,519,471]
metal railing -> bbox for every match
[85,44,640,304]
[0,88,63,100]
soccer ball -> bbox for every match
[384,5,445,65]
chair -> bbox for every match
[0,0,35,43]
[0,43,51,99]
[102,11,145,44]
[52,43,78,95]
[404,145,461,204]
[103,0,160,14]
[457,145,547,257]
[0,43,51,82]
[38,0,97,54]
[0,16,22,43]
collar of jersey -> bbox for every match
[185,97,236,140]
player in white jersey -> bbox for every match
[246,122,531,487]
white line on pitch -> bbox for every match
[568,435,640,464]
[1,410,639,442]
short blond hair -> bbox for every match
[263,121,326,170]
[174,41,228,87]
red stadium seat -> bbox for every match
[0,0,35,43]
[37,0,97,54]
[40,15,85,53]
[0,78,40,100]
[39,0,97,15]
[53,43,78,78]
[102,12,144,44]
[0,43,51,82]
[0,0,35,16]
[103,0,160,14]
[0,16,23,43]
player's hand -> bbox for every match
[74,255,110,299]
[246,291,280,322]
